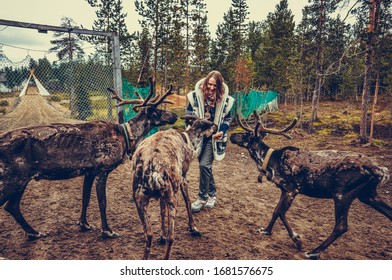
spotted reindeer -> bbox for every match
[230,111,391,259]
[131,117,217,259]
[0,78,177,239]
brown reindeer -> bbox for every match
[230,111,391,259]
[0,79,177,240]
[131,117,217,259]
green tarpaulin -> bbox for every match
[122,79,158,135]
[231,90,278,118]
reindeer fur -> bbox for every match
[0,93,177,240]
[230,114,391,259]
[131,118,217,259]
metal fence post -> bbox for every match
[112,34,123,124]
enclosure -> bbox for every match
[0,15,391,261]
[0,94,390,260]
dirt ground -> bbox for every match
[0,94,391,260]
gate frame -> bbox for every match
[0,18,123,123]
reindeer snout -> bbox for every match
[230,133,240,144]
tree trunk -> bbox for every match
[309,0,325,131]
[369,71,379,145]
[185,0,190,95]
[359,0,380,144]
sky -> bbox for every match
[0,0,310,62]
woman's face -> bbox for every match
[207,77,217,97]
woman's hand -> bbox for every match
[212,131,223,140]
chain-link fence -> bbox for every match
[0,21,119,133]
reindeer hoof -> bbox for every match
[101,230,120,239]
[27,232,47,240]
[256,228,271,235]
[157,236,166,245]
[304,252,320,260]
[77,220,95,231]
[292,233,302,250]
[188,227,202,237]
[190,230,202,237]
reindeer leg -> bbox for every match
[180,180,201,237]
[134,190,152,260]
[78,174,96,231]
[278,192,302,250]
[164,199,177,260]
[260,190,290,234]
[359,194,392,221]
[305,196,352,260]
[358,180,392,221]
[259,190,301,250]
[96,172,119,238]
[157,198,167,245]
[4,187,47,240]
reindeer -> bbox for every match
[131,117,217,259]
[0,78,177,240]
[230,111,391,259]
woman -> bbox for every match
[185,70,235,212]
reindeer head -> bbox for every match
[108,77,178,127]
[231,111,296,145]
[183,116,217,151]
[230,111,296,166]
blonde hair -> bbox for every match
[200,70,225,103]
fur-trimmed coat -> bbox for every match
[185,78,234,161]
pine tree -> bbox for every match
[323,15,352,100]
[298,0,339,130]
[359,0,381,143]
[181,0,210,92]
[245,21,265,63]
[135,27,153,85]
[231,0,249,57]
[254,0,295,94]
[135,0,174,85]
[166,2,186,93]
[49,17,85,62]
[86,0,131,62]
[209,0,249,89]
[191,12,210,84]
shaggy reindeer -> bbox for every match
[230,111,391,259]
[131,117,217,259]
[0,79,177,239]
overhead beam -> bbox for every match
[0,18,115,37]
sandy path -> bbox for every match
[0,90,84,133]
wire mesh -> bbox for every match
[0,28,117,133]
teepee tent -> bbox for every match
[0,82,11,93]
[19,69,50,97]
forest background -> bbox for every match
[1,0,391,144]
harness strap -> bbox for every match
[120,123,132,153]
[261,148,275,172]
[181,131,193,149]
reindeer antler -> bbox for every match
[238,115,253,132]
[252,110,297,139]
[134,77,155,109]
[107,77,174,112]
[133,77,174,111]
[107,88,145,107]
[144,84,174,107]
